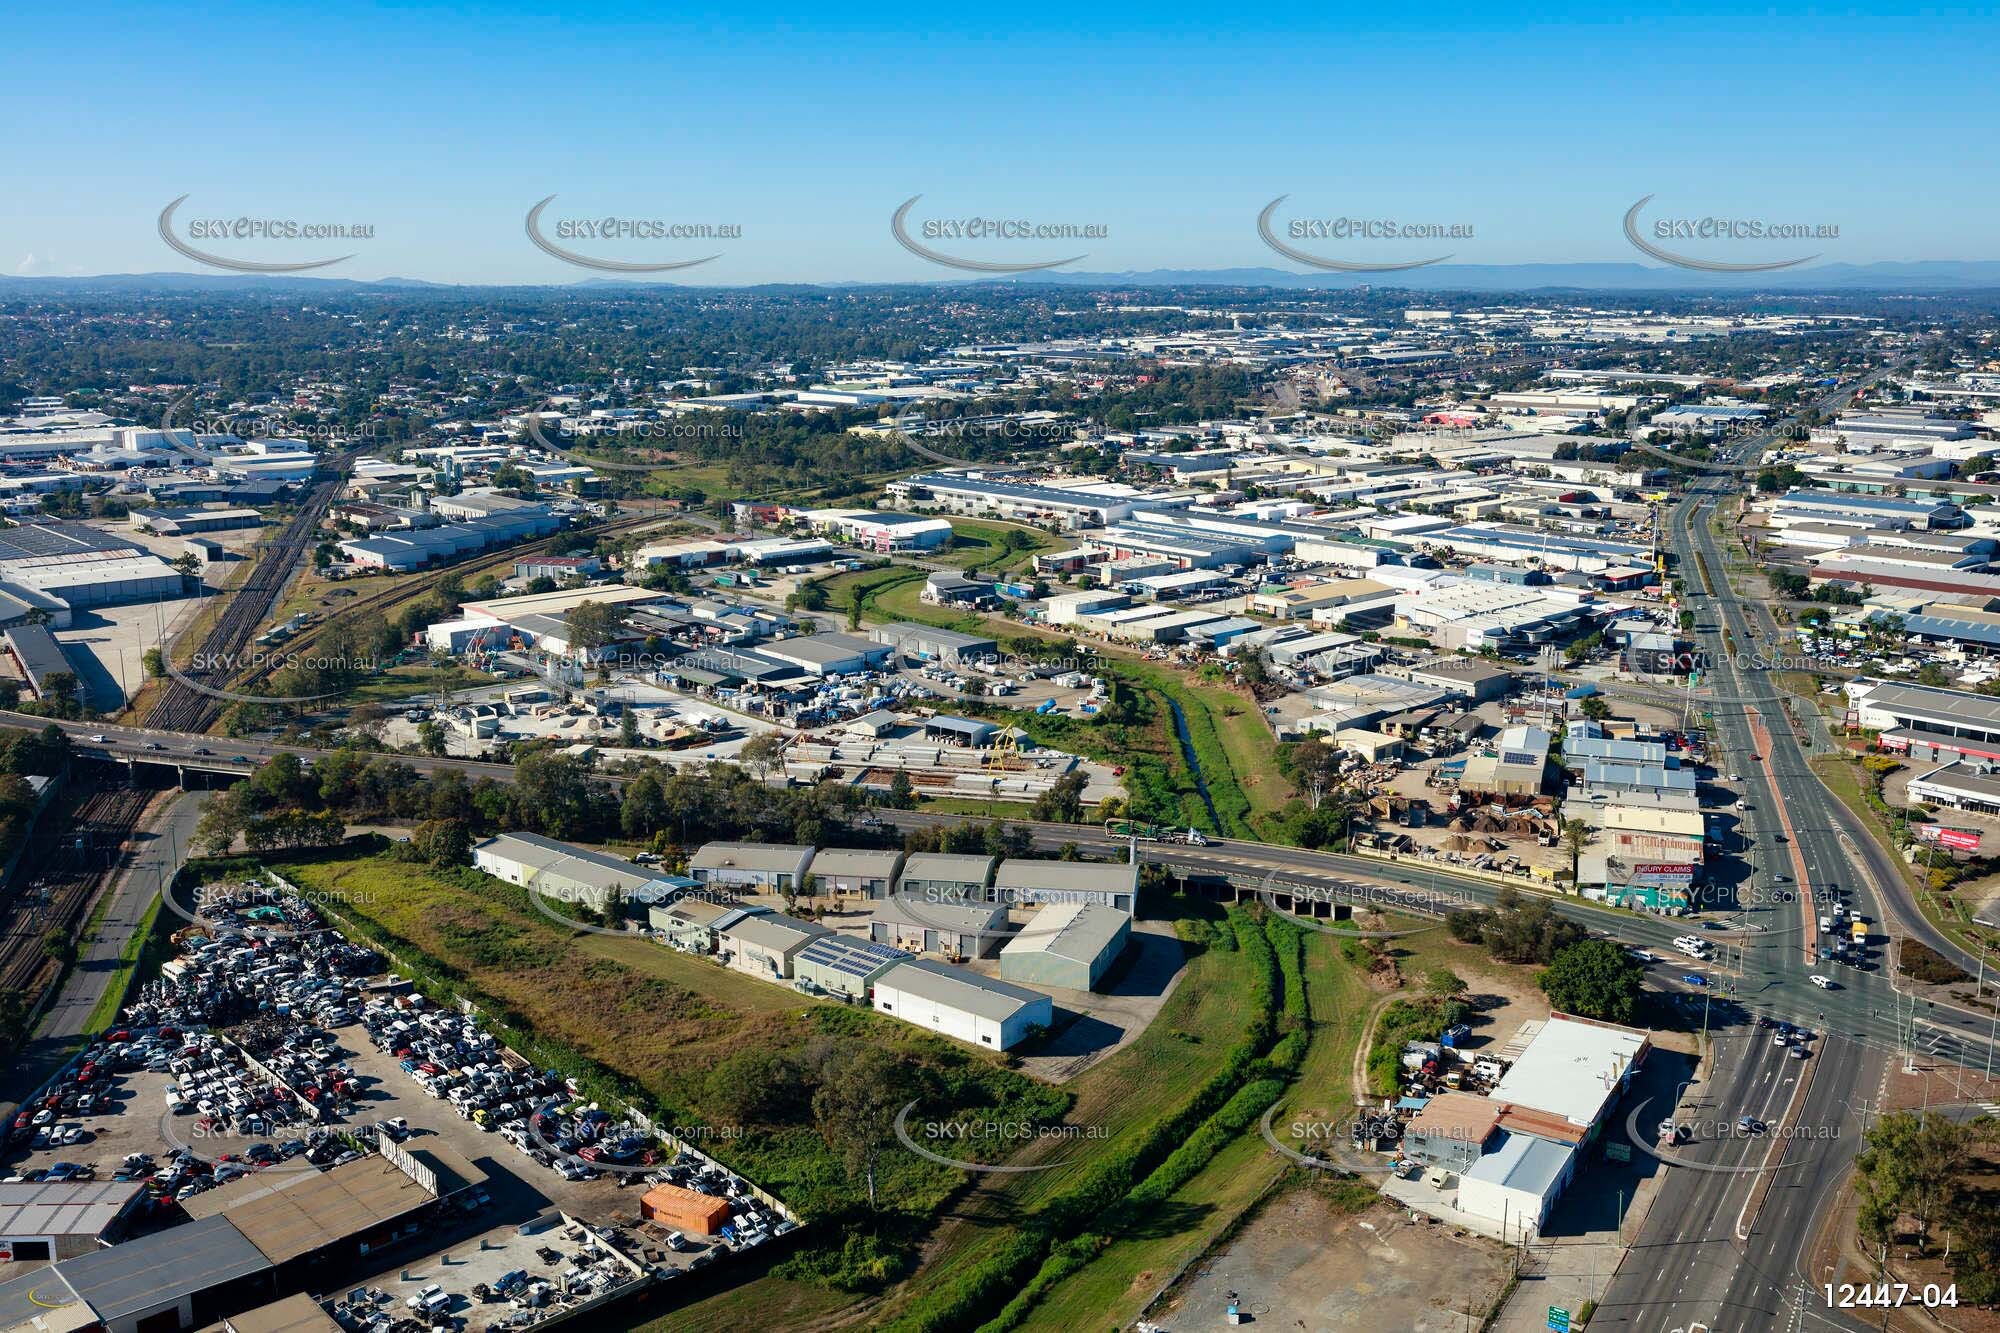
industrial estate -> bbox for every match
[4,19,2000,1326]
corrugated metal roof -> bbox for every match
[875,959,1049,1021]
[0,1179,140,1239]
[57,1215,269,1320]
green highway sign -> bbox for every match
[1548,1308,1571,1332]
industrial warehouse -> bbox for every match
[0,521,186,613]
[482,835,1139,1049]
[0,1151,450,1333]
[1386,1014,1651,1243]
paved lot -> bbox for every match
[349,1215,663,1331]
[3,1066,178,1183]
[338,1030,640,1223]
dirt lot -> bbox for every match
[1157,1189,1513,1332]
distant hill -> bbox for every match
[6,261,2000,295]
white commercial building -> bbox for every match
[1454,1131,1577,1245]
[870,959,1053,1050]
[689,842,816,893]
[471,832,668,912]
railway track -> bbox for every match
[143,459,353,733]
[0,786,155,996]
[240,506,680,691]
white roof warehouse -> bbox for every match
[870,959,1053,1050]
[471,831,669,911]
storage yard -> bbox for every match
[0,872,800,1333]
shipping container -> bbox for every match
[640,1182,734,1234]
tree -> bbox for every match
[141,647,165,678]
[621,771,668,839]
[739,732,787,781]
[811,1043,915,1211]
[42,926,77,969]
[194,788,251,854]
[1562,819,1592,882]
[0,990,27,1051]
[410,818,472,868]
[1283,736,1341,811]
[1459,888,1586,965]
[620,707,639,747]
[1578,695,1612,721]
[884,770,915,810]
[1537,939,1643,1023]
[1855,1111,1983,1254]
[563,600,624,653]
[417,720,447,756]
[845,598,863,632]
[1028,770,1087,824]
[1423,967,1467,1000]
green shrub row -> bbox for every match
[1151,678,1255,838]
[1265,914,1308,1021]
[975,1078,1290,1333]
[885,908,1286,1332]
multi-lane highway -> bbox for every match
[1590,365,1951,1332]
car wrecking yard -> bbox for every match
[0,875,798,1333]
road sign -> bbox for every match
[1605,1142,1632,1163]
[1548,1308,1571,1332]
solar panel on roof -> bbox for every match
[799,935,908,978]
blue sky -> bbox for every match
[5,2,1995,283]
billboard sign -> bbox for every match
[1917,824,1982,853]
